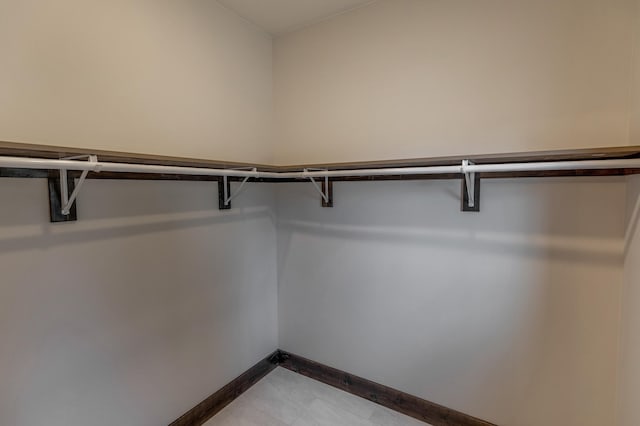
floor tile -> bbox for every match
[369,404,432,426]
[203,367,431,426]
[204,395,288,426]
[291,398,373,426]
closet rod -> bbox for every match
[282,158,640,178]
[0,155,639,178]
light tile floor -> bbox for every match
[204,367,431,426]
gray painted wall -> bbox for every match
[277,178,625,426]
[619,176,640,426]
[0,179,279,426]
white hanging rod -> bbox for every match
[0,155,639,179]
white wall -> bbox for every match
[0,2,279,425]
[617,0,640,423]
[274,0,636,164]
[619,176,640,426]
[0,1,637,425]
[0,0,273,163]
[274,3,635,424]
[277,178,626,425]
[630,0,640,146]
[0,180,278,426]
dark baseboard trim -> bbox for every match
[277,350,497,426]
[170,349,496,426]
[169,351,280,426]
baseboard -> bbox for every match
[277,350,496,426]
[170,349,496,426]
[169,350,280,426]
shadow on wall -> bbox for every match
[275,177,625,425]
[0,178,276,253]
[277,219,622,266]
[0,177,279,426]
[625,177,640,255]
[277,177,626,268]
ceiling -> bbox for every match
[217,0,377,35]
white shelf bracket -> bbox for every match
[219,168,257,209]
[462,160,475,208]
[59,155,100,216]
[304,168,333,207]
[461,159,480,212]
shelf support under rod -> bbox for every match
[462,160,475,208]
[60,155,99,216]
[219,168,257,210]
[461,159,480,212]
[304,168,333,207]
